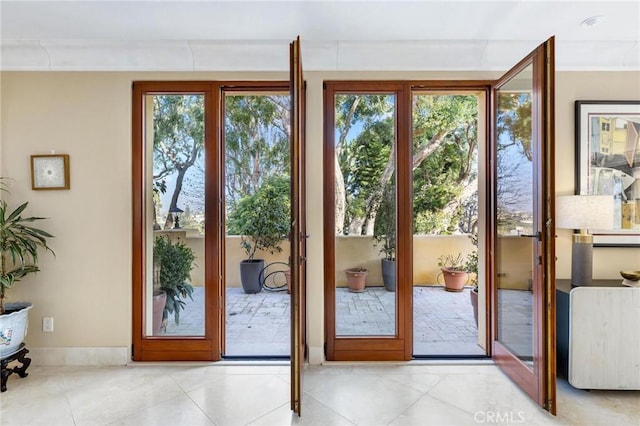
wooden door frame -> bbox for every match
[323,80,492,361]
[488,37,556,413]
[289,36,306,416]
[132,80,292,362]
[132,81,219,361]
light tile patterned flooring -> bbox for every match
[2,363,638,425]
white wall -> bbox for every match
[1,70,639,365]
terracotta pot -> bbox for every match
[345,268,367,292]
[441,268,468,292]
[152,290,167,335]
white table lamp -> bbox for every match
[556,195,614,286]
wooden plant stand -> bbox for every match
[1,343,31,392]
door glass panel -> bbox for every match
[334,94,397,336]
[223,92,291,356]
[146,94,205,337]
[411,92,483,356]
[495,65,534,365]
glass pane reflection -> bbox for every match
[495,65,535,365]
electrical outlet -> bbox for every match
[43,317,54,332]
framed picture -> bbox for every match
[30,154,70,190]
[575,100,640,247]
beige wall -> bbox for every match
[1,70,639,360]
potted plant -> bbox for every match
[465,232,479,326]
[151,258,166,335]
[345,266,368,292]
[373,183,396,292]
[153,236,195,329]
[0,178,54,357]
[227,176,290,294]
[437,252,468,292]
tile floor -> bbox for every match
[1,362,638,425]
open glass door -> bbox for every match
[289,36,306,416]
[490,37,556,413]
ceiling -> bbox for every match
[1,0,639,71]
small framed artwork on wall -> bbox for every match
[31,154,70,190]
[575,100,640,246]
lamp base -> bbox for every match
[571,234,593,287]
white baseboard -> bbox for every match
[308,345,324,365]
[29,347,129,366]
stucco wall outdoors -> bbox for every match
[1,70,639,363]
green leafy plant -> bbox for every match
[373,183,396,260]
[437,252,466,271]
[153,236,195,326]
[227,176,290,261]
[0,178,55,314]
[465,232,479,290]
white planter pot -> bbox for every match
[0,302,33,358]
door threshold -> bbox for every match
[321,358,494,366]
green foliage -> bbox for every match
[153,236,195,326]
[224,95,290,212]
[0,178,54,314]
[414,210,451,235]
[497,93,532,160]
[412,95,478,234]
[341,120,392,233]
[335,94,479,236]
[152,95,205,217]
[373,183,395,260]
[465,232,479,289]
[227,176,290,261]
[437,253,466,271]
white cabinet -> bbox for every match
[568,286,640,390]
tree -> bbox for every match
[160,94,291,224]
[152,95,204,228]
[334,95,393,234]
[227,176,291,260]
[495,92,534,231]
[224,95,290,214]
[336,94,479,236]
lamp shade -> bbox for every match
[556,195,614,230]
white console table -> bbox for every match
[557,279,640,390]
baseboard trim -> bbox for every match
[29,347,129,366]
[308,345,324,365]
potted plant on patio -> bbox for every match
[465,232,479,326]
[437,252,468,292]
[153,235,195,329]
[345,266,368,292]
[373,183,396,292]
[151,258,166,335]
[0,178,54,357]
[228,176,290,294]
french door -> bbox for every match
[289,35,307,416]
[132,82,220,361]
[132,43,307,414]
[489,37,556,414]
[132,80,301,362]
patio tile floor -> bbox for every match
[160,285,489,357]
